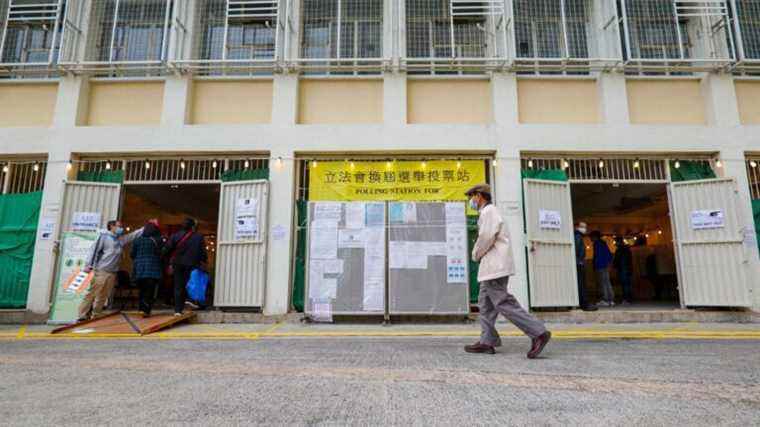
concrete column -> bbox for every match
[383,73,407,126]
[721,150,760,310]
[702,74,741,128]
[52,76,89,127]
[264,150,295,315]
[491,73,519,126]
[271,74,299,125]
[598,72,630,125]
[493,152,530,309]
[161,75,193,127]
[25,148,71,314]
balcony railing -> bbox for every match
[0,0,65,75]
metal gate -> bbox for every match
[523,179,579,307]
[58,181,122,237]
[214,179,269,308]
[670,178,751,307]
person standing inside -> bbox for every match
[131,221,164,317]
[613,236,634,305]
[591,231,615,307]
[78,220,143,321]
[463,184,551,358]
[574,223,597,311]
[165,218,207,316]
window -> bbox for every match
[513,0,592,60]
[299,0,383,60]
[734,0,760,61]
[0,0,64,65]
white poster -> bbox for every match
[345,202,366,230]
[445,202,466,223]
[311,299,333,323]
[338,229,365,248]
[364,227,385,258]
[38,215,57,241]
[314,203,342,221]
[235,198,259,240]
[309,220,338,259]
[271,224,287,241]
[363,281,384,312]
[405,255,428,269]
[323,259,344,275]
[71,212,101,232]
[389,241,407,269]
[364,256,385,283]
[691,209,725,230]
[446,224,468,284]
[539,209,561,230]
[308,261,337,300]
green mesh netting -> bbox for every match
[0,191,42,308]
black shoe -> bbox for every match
[528,331,551,359]
[581,305,598,312]
[464,342,496,354]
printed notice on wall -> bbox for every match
[690,209,725,230]
[538,209,561,230]
[72,212,101,232]
[38,215,57,240]
[309,219,338,259]
[445,202,468,284]
[234,198,259,240]
[345,202,365,229]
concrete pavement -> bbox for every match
[0,336,758,425]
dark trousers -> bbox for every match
[619,270,633,302]
[138,278,159,315]
[576,263,589,308]
[173,265,193,314]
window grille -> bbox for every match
[59,0,172,71]
[0,160,47,194]
[521,156,715,182]
[0,0,65,68]
[174,0,280,74]
[619,0,735,73]
[403,0,508,74]
[511,0,621,74]
[732,0,760,65]
[77,156,269,184]
[297,0,384,74]
[747,156,760,200]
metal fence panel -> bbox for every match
[59,181,121,236]
[214,179,269,307]
[0,0,65,66]
[670,178,751,307]
[733,0,760,62]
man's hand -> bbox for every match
[83,266,93,273]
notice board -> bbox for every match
[388,202,470,314]
[305,202,386,316]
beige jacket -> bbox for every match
[472,204,516,281]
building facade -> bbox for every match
[1,0,759,316]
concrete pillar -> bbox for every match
[271,74,299,125]
[161,75,193,127]
[383,73,406,126]
[721,150,760,310]
[598,72,630,125]
[52,76,89,127]
[702,74,741,128]
[25,148,71,314]
[493,152,530,309]
[491,73,519,126]
[265,150,295,315]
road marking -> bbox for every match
[16,325,27,339]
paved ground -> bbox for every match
[1,332,759,426]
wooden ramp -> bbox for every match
[50,311,196,336]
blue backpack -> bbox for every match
[186,269,210,305]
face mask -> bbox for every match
[577,227,587,234]
[469,199,479,211]
[114,227,125,236]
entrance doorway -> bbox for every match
[571,183,680,309]
[119,184,220,309]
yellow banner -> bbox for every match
[309,160,486,205]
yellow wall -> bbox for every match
[407,80,492,124]
[86,81,164,126]
[0,83,58,127]
[626,80,705,125]
[298,80,383,124]
[190,80,273,124]
[518,79,600,124]
[735,81,760,125]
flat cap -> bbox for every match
[465,183,491,197]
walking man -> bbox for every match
[463,184,551,358]
[78,220,144,321]
[165,218,207,316]
[574,223,597,311]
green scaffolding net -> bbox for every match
[0,191,42,308]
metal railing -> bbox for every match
[731,0,760,71]
[520,155,716,182]
[0,0,65,76]
[0,159,47,194]
[619,0,736,74]
[747,156,760,199]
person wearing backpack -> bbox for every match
[131,221,164,317]
[164,218,207,316]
